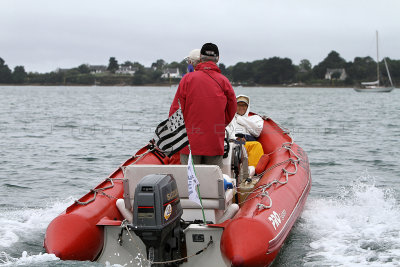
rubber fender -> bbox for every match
[255,154,270,174]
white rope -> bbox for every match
[237,135,301,209]
[75,178,115,205]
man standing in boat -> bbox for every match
[169,43,236,168]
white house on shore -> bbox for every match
[116,66,138,75]
[89,65,107,74]
[325,68,347,80]
[161,68,182,79]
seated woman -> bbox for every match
[226,95,264,167]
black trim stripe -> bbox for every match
[158,131,188,150]
[157,124,187,140]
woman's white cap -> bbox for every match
[185,49,201,62]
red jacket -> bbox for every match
[169,61,237,156]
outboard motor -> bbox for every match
[130,174,183,266]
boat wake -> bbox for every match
[0,198,74,249]
[0,197,131,267]
[0,251,58,266]
[0,198,75,266]
[0,250,126,267]
[301,172,400,266]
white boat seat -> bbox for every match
[122,164,233,211]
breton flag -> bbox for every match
[187,151,201,207]
[154,107,189,157]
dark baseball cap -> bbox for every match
[200,43,219,57]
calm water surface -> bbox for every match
[0,86,399,266]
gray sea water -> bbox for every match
[0,86,399,267]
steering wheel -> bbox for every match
[223,129,230,158]
[233,143,242,178]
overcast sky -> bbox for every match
[2,0,400,72]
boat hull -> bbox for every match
[220,142,311,266]
[354,86,394,92]
[44,117,311,266]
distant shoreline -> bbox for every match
[0,83,356,88]
[1,51,398,89]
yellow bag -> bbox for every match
[244,141,264,167]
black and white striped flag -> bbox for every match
[154,108,189,157]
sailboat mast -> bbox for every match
[384,58,394,87]
[376,30,380,87]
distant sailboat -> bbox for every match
[354,31,395,93]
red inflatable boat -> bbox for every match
[44,115,311,267]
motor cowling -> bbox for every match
[130,174,183,265]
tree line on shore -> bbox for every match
[0,51,399,86]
